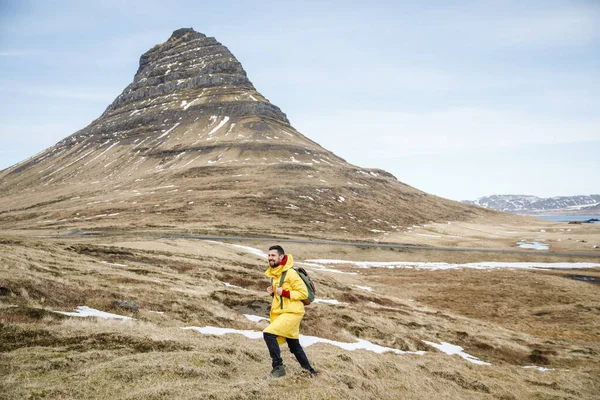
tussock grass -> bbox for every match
[1,233,599,399]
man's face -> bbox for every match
[268,250,284,268]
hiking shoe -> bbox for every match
[268,365,286,379]
[301,369,318,378]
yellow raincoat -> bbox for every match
[263,254,308,344]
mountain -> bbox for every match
[462,194,600,215]
[0,28,490,239]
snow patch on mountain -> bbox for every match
[462,194,600,214]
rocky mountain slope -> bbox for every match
[462,194,600,215]
[0,28,490,239]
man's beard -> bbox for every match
[269,260,279,267]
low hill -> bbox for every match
[1,233,599,399]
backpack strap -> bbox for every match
[279,270,287,309]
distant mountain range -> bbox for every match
[462,194,600,215]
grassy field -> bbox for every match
[1,221,599,399]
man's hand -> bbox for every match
[276,286,283,295]
[267,285,274,295]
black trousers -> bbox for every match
[263,332,315,372]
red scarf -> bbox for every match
[279,255,288,267]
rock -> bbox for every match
[101,30,290,126]
[113,300,139,313]
[0,286,14,296]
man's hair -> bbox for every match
[269,245,285,255]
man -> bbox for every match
[263,245,317,378]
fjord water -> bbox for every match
[536,215,600,223]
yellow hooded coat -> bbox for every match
[263,254,308,344]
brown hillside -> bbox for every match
[1,234,599,399]
[0,28,491,239]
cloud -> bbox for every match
[0,122,85,170]
[0,50,33,57]
[494,7,600,47]
[0,81,117,102]
[295,107,600,159]
[35,88,116,102]
[424,2,600,50]
[257,64,459,94]
[0,122,84,142]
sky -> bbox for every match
[1,0,599,201]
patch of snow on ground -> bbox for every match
[225,123,236,135]
[185,326,425,355]
[296,262,358,275]
[305,259,600,270]
[355,285,373,291]
[84,141,120,166]
[223,282,245,290]
[38,164,55,174]
[54,306,134,320]
[83,214,107,220]
[157,122,181,139]
[41,149,94,179]
[207,116,230,135]
[221,243,268,258]
[184,326,263,339]
[243,314,269,322]
[133,137,149,149]
[153,185,176,190]
[99,261,128,267]
[180,154,201,169]
[423,341,491,365]
[517,241,549,250]
[313,299,343,305]
[523,366,553,372]
[316,268,356,275]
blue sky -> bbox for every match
[1,0,598,200]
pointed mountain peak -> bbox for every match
[168,27,206,42]
[0,29,488,238]
[101,27,289,128]
[137,28,208,74]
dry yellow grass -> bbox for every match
[2,26,598,398]
[1,229,599,399]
